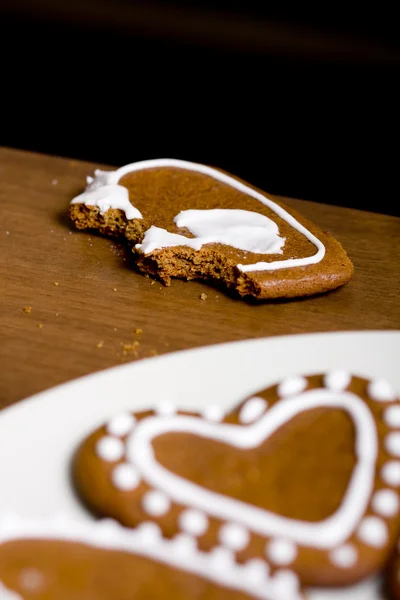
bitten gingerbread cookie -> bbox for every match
[69,159,354,299]
[0,515,304,599]
[72,371,400,589]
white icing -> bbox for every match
[329,544,358,568]
[219,523,250,551]
[156,402,176,416]
[381,461,400,486]
[371,489,399,517]
[72,158,326,273]
[277,376,307,397]
[136,521,162,542]
[201,405,225,422]
[106,413,136,437]
[126,387,378,549]
[0,515,301,600]
[136,209,285,255]
[368,379,396,402]
[179,509,209,536]
[270,570,300,597]
[384,405,400,427]
[111,463,140,491]
[172,533,197,554]
[239,397,268,424]
[357,516,388,547]
[95,436,125,462]
[244,559,270,585]
[209,546,235,570]
[266,539,297,565]
[71,181,142,220]
[142,490,171,516]
[385,432,400,456]
[324,370,351,392]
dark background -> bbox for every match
[1,1,399,215]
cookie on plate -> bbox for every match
[72,371,400,589]
[0,515,304,599]
[69,159,354,300]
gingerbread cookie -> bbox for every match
[0,515,304,599]
[69,159,354,299]
[72,371,400,589]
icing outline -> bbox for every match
[126,388,377,548]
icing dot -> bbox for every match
[136,521,162,542]
[385,432,400,456]
[106,413,136,437]
[209,546,235,570]
[357,516,388,547]
[202,405,224,422]
[111,463,140,491]
[239,397,268,424]
[368,379,396,402]
[381,461,400,486]
[384,405,400,428]
[277,376,307,397]
[272,570,300,595]
[330,544,358,568]
[142,490,171,516]
[372,489,399,517]
[156,402,175,416]
[266,538,298,565]
[95,436,125,461]
[173,533,197,554]
[324,370,351,391]
[93,518,123,542]
[179,509,209,536]
[243,559,270,585]
[219,523,250,551]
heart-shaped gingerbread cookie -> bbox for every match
[0,515,303,599]
[72,371,400,589]
[69,159,354,299]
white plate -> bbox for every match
[0,330,399,599]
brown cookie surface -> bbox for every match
[0,516,304,599]
[69,159,354,299]
[72,371,400,589]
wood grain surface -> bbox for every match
[0,146,399,409]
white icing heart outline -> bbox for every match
[127,388,378,549]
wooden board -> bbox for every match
[1,146,399,409]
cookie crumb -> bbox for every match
[53,282,59,286]
[37,323,43,329]
[150,281,155,285]
[122,341,140,353]
[135,328,143,335]
[5,231,9,235]
[51,179,59,185]
[23,306,32,314]
[113,288,118,292]
[96,341,104,348]
[200,293,208,300]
